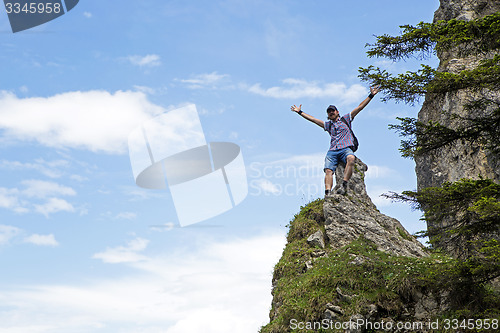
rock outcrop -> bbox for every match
[261,158,435,333]
[325,159,426,258]
[415,0,500,256]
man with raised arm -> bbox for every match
[291,86,379,196]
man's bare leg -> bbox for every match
[337,155,355,195]
[325,169,334,196]
[343,155,355,182]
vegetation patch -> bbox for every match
[261,200,500,333]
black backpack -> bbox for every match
[340,117,359,152]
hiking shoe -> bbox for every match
[325,189,332,197]
[336,182,348,195]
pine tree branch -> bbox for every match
[366,13,500,60]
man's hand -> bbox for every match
[370,85,380,95]
[351,85,381,119]
[291,104,302,113]
[291,104,324,128]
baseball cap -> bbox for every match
[326,105,338,112]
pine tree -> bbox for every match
[359,13,500,283]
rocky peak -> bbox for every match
[325,158,426,258]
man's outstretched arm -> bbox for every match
[291,104,324,128]
[350,86,380,120]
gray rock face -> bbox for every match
[414,290,451,321]
[415,0,500,256]
[325,159,427,258]
[307,230,325,249]
[417,0,500,191]
[433,0,500,22]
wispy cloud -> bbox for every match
[0,224,22,245]
[247,78,367,103]
[173,72,366,105]
[0,158,70,178]
[251,179,281,195]
[114,212,137,220]
[24,234,59,247]
[176,72,231,89]
[1,224,59,247]
[34,197,75,217]
[92,237,150,264]
[364,164,411,208]
[249,152,324,180]
[149,222,176,232]
[20,179,76,198]
[0,187,27,213]
[132,85,168,95]
[0,180,77,217]
[365,165,399,180]
[126,54,161,67]
[123,186,169,201]
[366,186,394,208]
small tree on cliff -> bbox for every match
[358,13,500,284]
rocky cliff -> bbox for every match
[415,0,500,255]
[325,160,426,258]
[260,159,447,333]
[260,158,500,332]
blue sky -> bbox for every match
[0,1,439,332]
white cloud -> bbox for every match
[0,187,27,213]
[114,212,137,220]
[0,180,77,217]
[92,237,149,264]
[0,232,285,332]
[249,152,324,180]
[0,224,22,245]
[21,180,76,198]
[247,78,367,103]
[24,234,59,247]
[133,85,168,96]
[83,11,92,18]
[363,164,413,208]
[123,186,169,201]
[132,85,156,95]
[367,186,394,208]
[0,90,165,154]
[173,73,365,105]
[34,197,75,218]
[69,174,88,182]
[126,54,161,67]
[0,225,60,248]
[177,72,230,89]
[248,153,325,198]
[149,222,176,232]
[0,158,70,178]
[251,179,281,195]
[365,165,398,179]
